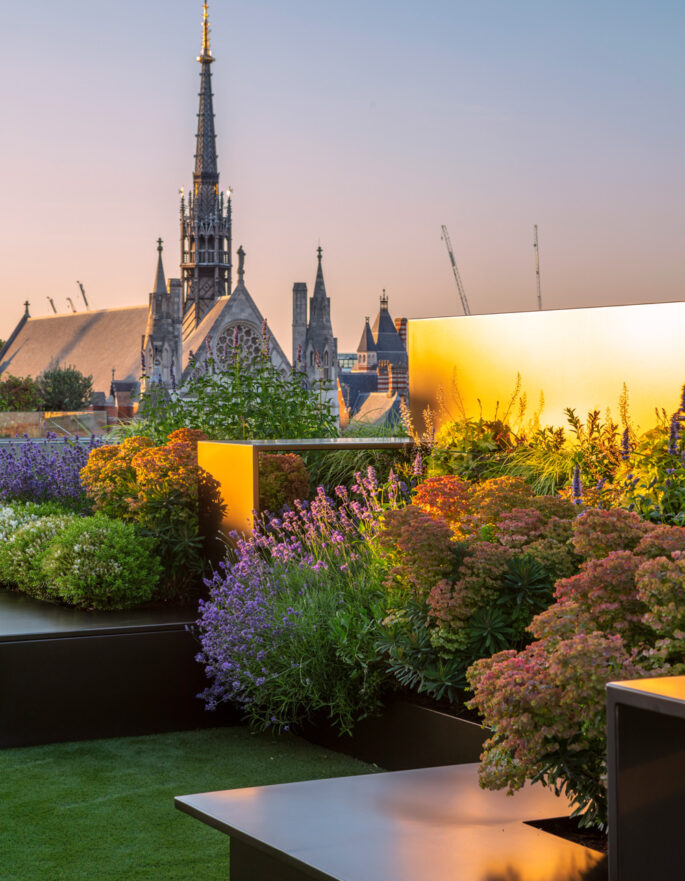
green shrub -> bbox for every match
[0,375,43,411]
[41,515,162,610]
[37,364,93,411]
[0,501,71,545]
[0,514,78,600]
[302,420,412,492]
[130,334,337,444]
[258,453,310,513]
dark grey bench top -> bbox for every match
[175,763,607,881]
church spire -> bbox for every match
[194,2,218,184]
[313,245,326,299]
[153,238,166,295]
[181,2,232,331]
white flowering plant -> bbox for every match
[41,514,162,610]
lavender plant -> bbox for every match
[0,434,100,510]
[196,469,406,733]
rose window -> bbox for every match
[215,323,262,366]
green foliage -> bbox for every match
[0,513,79,600]
[619,419,685,524]
[239,565,389,735]
[302,420,412,492]
[377,598,467,702]
[41,514,162,610]
[429,417,514,481]
[0,374,43,411]
[0,501,72,544]
[37,364,93,411]
[258,453,310,513]
[132,339,337,444]
[429,407,627,498]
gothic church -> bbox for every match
[0,4,338,417]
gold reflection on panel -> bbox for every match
[198,441,258,536]
[408,302,685,434]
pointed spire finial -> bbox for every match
[198,2,213,62]
[153,238,166,295]
[317,245,323,263]
[237,245,245,283]
[24,300,30,317]
[380,289,388,309]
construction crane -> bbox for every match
[46,296,57,314]
[533,224,543,310]
[76,280,90,310]
[66,297,77,313]
[440,225,471,315]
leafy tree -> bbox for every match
[0,375,43,411]
[37,364,93,411]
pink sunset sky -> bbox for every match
[1,0,683,354]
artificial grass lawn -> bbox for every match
[1,726,378,881]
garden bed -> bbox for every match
[0,587,238,748]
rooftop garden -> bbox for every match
[2,336,683,875]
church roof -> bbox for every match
[339,370,378,410]
[181,274,291,377]
[372,304,404,356]
[357,318,376,353]
[349,391,404,427]
[0,306,148,396]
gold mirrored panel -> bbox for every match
[409,302,685,434]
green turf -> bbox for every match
[0,726,378,881]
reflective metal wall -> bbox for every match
[408,302,685,433]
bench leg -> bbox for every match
[230,838,309,881]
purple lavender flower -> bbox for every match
[0,434,101,510]
[412,452,423,477]
[620,428,631,461]
[668,413,680,456]
[571,464,583,506]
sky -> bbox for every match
[1,0,683,352]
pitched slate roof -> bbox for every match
[0,306,148,396]
[372,306,406,360]
[350,391,404,427]
[357,318,376,354]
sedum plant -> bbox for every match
[374,475,578,702]
[467,512,685,829]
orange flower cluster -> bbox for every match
[413,475,535,540]
[80,428,209,525]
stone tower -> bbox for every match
[180,2,232,338]
[291,247,339,417]
[141,240,183,390]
